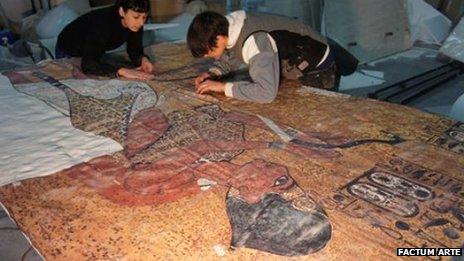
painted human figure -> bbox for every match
[66,104,402,256]
[67,104,344,203]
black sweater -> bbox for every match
[57,5,147,76]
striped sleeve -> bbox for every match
[224,32,280,103]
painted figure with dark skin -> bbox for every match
[66,104,337,256]
[27,70,403,256]
[63,102,403,256]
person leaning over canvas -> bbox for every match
[187,11,358,103]
[56,0,155,80]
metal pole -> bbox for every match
[31,0,37,13]
[0,2,10,30]
[368,63,453,99]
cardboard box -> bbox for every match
[205,0,225,14]
[150,0,185,22]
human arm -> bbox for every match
[224,52,279,103]
[218,32,280,103]
[127,29,155,74]
[117,67,154,80]
[117,29,154,80]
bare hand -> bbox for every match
[196,80,225,95]
[117,68,154,80]
[139,57,155,74]
[195,72,212,88]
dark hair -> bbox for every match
[116,0,150,13]
[187,11,229,57]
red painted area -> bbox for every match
[3,71,34,84]
[228,159,294,204]
[66,106,340,206]
[124,107,169,157]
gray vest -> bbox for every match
[229,13,327,63]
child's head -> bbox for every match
[187,11,229,60]
[117,0,150,32]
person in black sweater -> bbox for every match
[56,0,154,80]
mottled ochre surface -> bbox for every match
[0,43,463,260]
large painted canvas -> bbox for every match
[0,43,462,259]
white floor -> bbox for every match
[0,206,42,260]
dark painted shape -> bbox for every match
[333,194,344,202]
[443,228,460,240]
[424,218,449,229]
[411,170,426,179]
[395,220,410,230]
[452,207,464,224]
[226,193,331,256]
[400,181,413,188]
[290,134,404,149]
[415,190,430,198]
[451,185,463,194]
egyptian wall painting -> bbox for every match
[324,156,464,257]
[0,62,413,258]
[428,122,464,155]
[61,92,402,256]
[1,47,463,259]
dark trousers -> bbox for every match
[54,43,70,59]
[299,64,339,91]
[299,52,340,91]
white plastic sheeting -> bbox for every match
[320,0,453,63]
[440,17,464,63]
[322,0,411,63]
[228,0,322,30]
[450,93,464,122]
[0,45,36,71]
[338,70,385,91]
[407,0,452,45]
[35,3,78,40]
[0,74,122,187]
